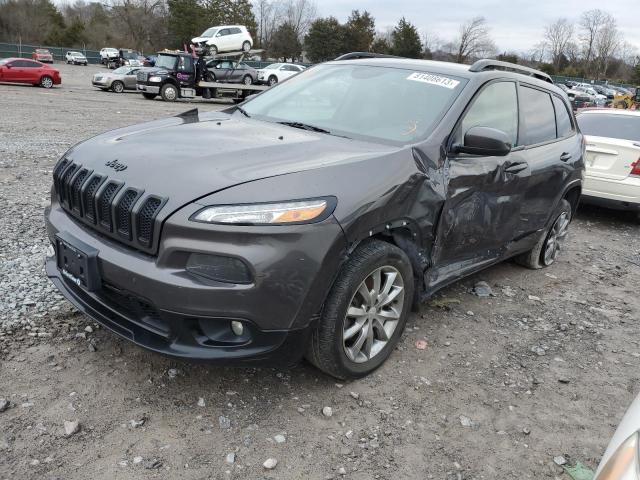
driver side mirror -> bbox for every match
[453,126,512,157]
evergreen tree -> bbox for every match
[270,22,302,61]
[391,17,422,58]
[304,17,346,62]
[344,10,375,52]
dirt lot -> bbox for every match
[1,63,640,480]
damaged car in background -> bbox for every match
[44,56,584,379]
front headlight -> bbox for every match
[596,432,639,479]
[148,76,162,82]
[191,198,334,225]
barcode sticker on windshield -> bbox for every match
[407,72,460,89]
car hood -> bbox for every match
[192,36,210,43]
[63,110,395,214]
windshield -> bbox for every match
[154,54,177,70]
[113,67,130,74]
[122,51,138,59]
[264,63,282,70]
[36,49,49,53]
[70,52,83,56]
[242,64,467,144]
[201,28,218,38]
[0,59,8,65]
[577,114,640,142]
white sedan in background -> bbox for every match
[576,109,640,223]
[256,63,306,86]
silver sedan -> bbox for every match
[92,66,140,93]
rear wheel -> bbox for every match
[40,76,53,89]
[242,75,252,85]
[160,83,178,102]
[268,75,278,86]
[242,41,251,52]
[142,93,156,100]
[111,81,124,93]
[515,199,572,269]
[306,239,414,379]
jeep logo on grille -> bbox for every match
[105,159,127,172]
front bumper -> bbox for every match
[45,257,310,365]
[137,84,160,94]
[44,200,347,364]
[92,80,110,88]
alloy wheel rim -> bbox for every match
[342,266,405,364]
[244,76,251,85]
[165,87,177,100]
[269,78,277,86]
[543,212,570,265]
[114,82,123,92]
[42,77,52,88]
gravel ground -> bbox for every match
[1,63,640,480]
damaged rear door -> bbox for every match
[429,80,529,286]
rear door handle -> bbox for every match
[560,152,572,162]
[505,161,528,174]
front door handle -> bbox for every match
[505,161,528,174]
[560,152,572,162]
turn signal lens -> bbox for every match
[596,432,639,480]
[191,199,332,225]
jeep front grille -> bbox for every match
[52,160,167,254]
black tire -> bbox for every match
[142,93,156,100]
[111,81,124,93]
[268,75,278,86]
[306,239,414,379]
[515,199,572,269]
[242,41,251,52]
[40,75,53,89]
[205,71,216,82]
[160,83,178,102]
[242,75,252,85]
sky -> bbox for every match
[317,0,639,55]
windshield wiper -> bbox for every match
[277,121,332,134]
[236,106,250,118]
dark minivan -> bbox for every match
[45,56,584,379]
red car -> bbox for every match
[0,58,61,88]
[32,49,54,63]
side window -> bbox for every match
[230,27,241,34]
[218,29,230,36]
[519,86,557,145]
[460,81,518,146]
[552,96,573,138]
[24,60,39,68]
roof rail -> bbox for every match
[334,52,401,61]
[469,59,553,84]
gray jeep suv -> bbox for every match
[45,55,584,379]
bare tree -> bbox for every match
[579,9,610,74]
[282,0,316,40]
[544,18,574,71]
[254,0,279,49]
[594,18,620,78]
[453,17,496,64]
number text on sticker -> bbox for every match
[407,72,460,89]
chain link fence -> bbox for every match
[0,42,101,63]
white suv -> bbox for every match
[100,48,119,65]
[256,63,306,86]
[65,51,87,65]
[191,25,253,54]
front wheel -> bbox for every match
[40,76,53,88]
[306,239,414,379]
[111,81,124,93]
[268,75,278,86]
[515,199,572,269]
[160,83,178,102]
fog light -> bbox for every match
[231,320,244,336]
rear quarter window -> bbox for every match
[520,86,557,145]
[552,96,573,138]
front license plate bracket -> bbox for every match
[55,231,101,291]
